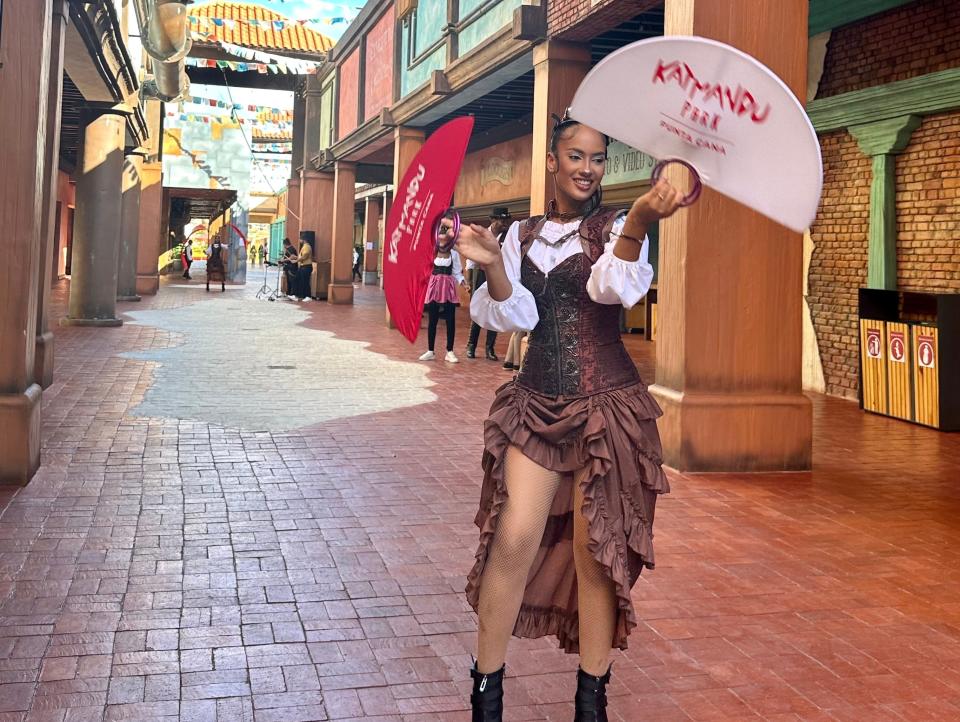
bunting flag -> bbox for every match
[251,143,294,152]
[183,52,320,75]
[178,95,293,118]
[188,13,357,31]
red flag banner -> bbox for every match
[382,117,474,343]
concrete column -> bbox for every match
[649,0,812,471]
[63,110,127,327]
[285,177,301,251]
[35,0,69,390]
[363,197,381,285]
[328,161,357,304]
[849,115,921,291]
[530,41,591,216]
[135,99,164,295]
[136,162,163,294]
[387,127,425,325]
[0,0,53,484]
[117,155,143,301]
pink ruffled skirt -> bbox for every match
[465,379,669,653]
[424,273,459,306]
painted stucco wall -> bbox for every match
[338,48,361,140]
[364,7,396,121]
[458,0,522,57]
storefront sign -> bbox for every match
[481,157,514,186]
[603,140,655,186]
[918,335,935,368]
[866,329,882,359]
[889,331,906,363]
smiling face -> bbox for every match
[546,123,607,213]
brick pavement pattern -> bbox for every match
[2,278,960,721]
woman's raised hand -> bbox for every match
[628,178,685,225]
[456,224,502,267]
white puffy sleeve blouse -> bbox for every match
[469,215,654,333]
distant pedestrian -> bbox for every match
[352,246,363,283]
[181,239,193,280]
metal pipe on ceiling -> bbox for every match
[132,0,192,102]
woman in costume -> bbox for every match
[455,113,683,721]
[419,237,468,364]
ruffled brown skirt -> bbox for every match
[465,379,669,654]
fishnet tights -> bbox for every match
[476,445,616,676]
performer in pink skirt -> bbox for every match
[419,246,468,363]
[455,112,684,721]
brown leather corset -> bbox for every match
[515,208,640,398]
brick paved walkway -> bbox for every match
[2,276,960,721]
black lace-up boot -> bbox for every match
[470,661,504,722]
[574,665,611,722]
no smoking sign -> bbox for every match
[918,335,936,369]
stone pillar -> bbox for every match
[285,177,301,251]
[285,86,306,246]
[299,76,331,295]
[136,162,163,294]
[650,0,812,472]
[117,155,143,301]
[387,127,425,325]
[35,0,69,389]
[328,161,357,304]
[135,99,164,295]
[363,197,381,285]
[530,41,591,216]
[63,109,127,327]
[849,115,921,291]
[0,0,53,484]
[300,170,334,298]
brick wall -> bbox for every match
[549,0,659,41]
[808,0,960,398]
[808,132,871,399]
[817,0,960,98]
[896,111,960,292]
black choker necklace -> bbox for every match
[548,208,582,222]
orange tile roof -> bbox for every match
[190,1,334,55]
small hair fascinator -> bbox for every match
[551,108,575,128]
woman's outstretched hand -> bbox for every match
[616,178,686,262]
[627,178,685,225]
[456,224,502,268]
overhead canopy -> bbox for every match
[167,186,238,222]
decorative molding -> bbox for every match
[397,0,418,21]
[847,115,921,291]
[379,108,396,128]
[513,4,546,42]
[808,68,960,134]
[849,115,921,157]
[430,69,452,95]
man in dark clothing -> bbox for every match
[280,238,298,297]
[465,208,511,360]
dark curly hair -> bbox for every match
[549,109,610,154]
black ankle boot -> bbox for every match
[574,665,611,722]
[485,346,499,361]
[470,662,504,722]
[466,343,477,359]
